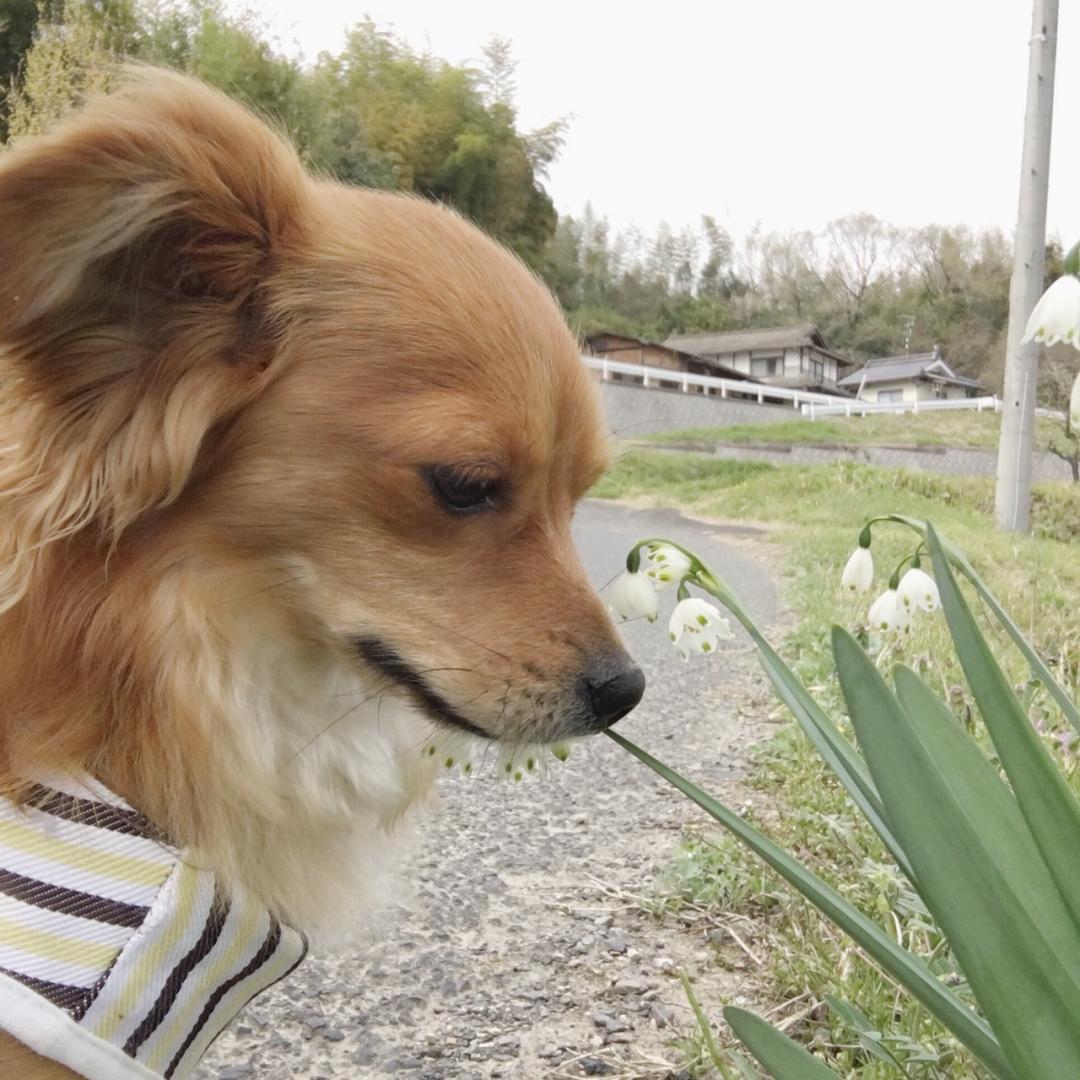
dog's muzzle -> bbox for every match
[350,636,645,740]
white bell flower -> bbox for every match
[668,597,734,659]
[840,546,874,593]
[867,589,911,636]
[608,570,658,622]
[897,567,941,612]
[867,589,896,632]
[1022,274,1080,350]
[645,544,692,590]
[422,735,574,782]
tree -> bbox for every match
[1037,340,1079,482]
[4,7,561,268]
[477,34,515,110]
[5,0,121,139]
[307,22,559,267]
[5,0,303,141]
[0,0,41,137]
[523,115,569,180]
[698,215,735,299]
[821,212,893,329]
[755,230,820,318]
[545,210,1012,378]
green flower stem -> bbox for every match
[890,545,927,583]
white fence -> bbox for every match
[801,396,1003,420]
[580,356,1036,425]
[583,356,841,411]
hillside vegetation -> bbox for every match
[5,0,1078,412]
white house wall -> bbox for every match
[698,346,845,388]
[856,379,972,403]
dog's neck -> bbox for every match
[1,551,441,930]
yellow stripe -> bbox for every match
[0,817,171,888]
[92,861,202,1042]
[172,928,300,1078]
[0,913,118,970]
[143,894,264,1071]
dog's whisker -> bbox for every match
[291,664,488,764]
[423,621,513,667]
[282,683,392,765]
[219,574,308,606]
[598,569,624,593]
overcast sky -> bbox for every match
[247,0,1079,246]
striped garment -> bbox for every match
[0,774,307,1079]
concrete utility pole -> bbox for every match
[995,0,1058,533]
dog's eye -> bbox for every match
[424,465,503,515]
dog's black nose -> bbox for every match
[586,654,646,728]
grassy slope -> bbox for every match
[642,410,1064,453]
[593,449,1080,1078]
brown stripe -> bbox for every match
[0,866,148,929]
[25,784,167,842]
[164,921,308,1079]
[123,891,231,1056]
[0,964,95,1017]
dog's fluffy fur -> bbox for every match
[0,70,635,1077]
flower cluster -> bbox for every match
[608,542,733,660]
[840,532,941,638]
[1022,249,1080,432]
[420,732,572,781]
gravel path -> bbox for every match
[197,501,786,1080]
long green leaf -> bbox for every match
[603,729,1012,1078]
[834,629,1080,1076]
[680,971,726,1070]
[825,995,907,1070]
[728,1051,764,1080]
[894,668,1080,963]
[886,513,1080,734]
[692,559,915,882]
[925,523,1080,933]
[724,1007,839,1079]
[756,647,916,883]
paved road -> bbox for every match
[198,501,783,1080]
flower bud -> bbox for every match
[608,570,658,622]
[840,546,874,593]
[645,544,692,590]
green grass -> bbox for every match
[641,410,1064,453]
[593,449,1080,1077]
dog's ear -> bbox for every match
[0,68,308,543]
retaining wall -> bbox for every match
[597,380,1075,484]
[663,440,1074,485]
[598,381,799,438]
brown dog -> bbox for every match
[0,70,643,1078]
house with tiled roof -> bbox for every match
[584,331,757,388]
[663,323,856,394]
[837,347,984,404]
